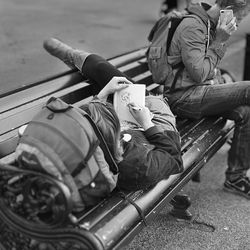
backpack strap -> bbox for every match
[118,191,148,226]
[165,16,185,93]
[46,97,119,175]
[169,67,184,93]
[46,96,71,112]
[75,107,119,175]
[166,16,185,55]
[166,14,207,93]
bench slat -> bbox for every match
[109,48,147,68]
[0,72,83,114]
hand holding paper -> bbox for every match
[97,76,132,101]
[128,103,154,130]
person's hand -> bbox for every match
[215,16,237,43]
[128,102,154,130]
[97,76,133,101]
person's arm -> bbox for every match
[127,103,154,130]
[97,76,133,101]
[127,101,182,181]
[178,16,236,84]
[210,16,237,58]
[143,127,183,181]
[179,18,222,83]
[120,126,183,189]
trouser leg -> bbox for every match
[81,54,131,91]
[43,38,132,92]
[224,106,250,180]
[167,82,250,178]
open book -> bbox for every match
[113,84,146,126]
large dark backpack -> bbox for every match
[147,12,201,92]
[16,97,119,212]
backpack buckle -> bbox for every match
[46,97,72,113]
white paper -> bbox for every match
[113,84,146,125]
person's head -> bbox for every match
[80,100,123,163]
[215,0,249,23]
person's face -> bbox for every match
[233,5,249,24]
[229,1,249,24]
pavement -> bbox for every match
[0,0,161,94]
[0,0,250,249]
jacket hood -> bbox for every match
[187,3,217,30]
[188,3,209,24]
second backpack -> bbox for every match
[146,12,200,92]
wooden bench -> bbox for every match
[0,47,235,250]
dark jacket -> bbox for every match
[118,125,183,190]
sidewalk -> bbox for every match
[0,0,160,94]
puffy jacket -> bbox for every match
[167,3,227,91]
[118,126,183,190]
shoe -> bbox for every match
[224,176,250,199]
[43,38,90,71]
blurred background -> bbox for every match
[0,0,249,95]
[0,0,161,94]
[0,0,248,93]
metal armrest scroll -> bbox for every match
[0,164,73,230]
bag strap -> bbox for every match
[46,97,71,112]
[166,14,204,93]
[118,191,148,226]
[168,66,184,93]
[166,17,185,55]
[76,107,119,175]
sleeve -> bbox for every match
[142,127,183,184]
[178,18,226,83]
[118,127,183,190]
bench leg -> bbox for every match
[170,194,193,220]
[191,172,201,182]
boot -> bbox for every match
[43,38,90,71]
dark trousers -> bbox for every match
[168,82,250,180]
[81,54,133,92]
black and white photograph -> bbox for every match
[0,0,250,249]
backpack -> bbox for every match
[15,97,119,212]
[146,12,201,92]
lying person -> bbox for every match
[43,37,183,191]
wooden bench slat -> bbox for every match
[180,117,226,151]
[0,72,84,114]
[0,82,90,135]
[109,48,147,68]
[119,59,148,77]
[133,71,153,84]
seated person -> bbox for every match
[43,38,183,191]
[164,0,250,199]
